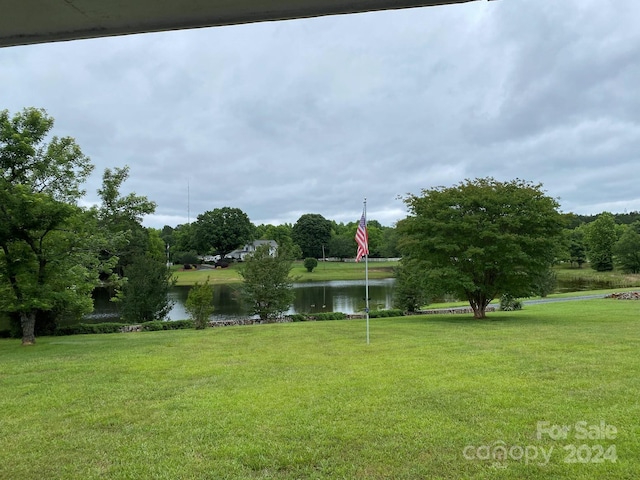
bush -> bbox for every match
[141,320,194,331]
[369,309,404,318]
[167,320,195,330]
[172,250,200,265]
[288,314,307,322]
[500,294,523,311]
[54,323,127,336]
[51,320,196,336]
[303,257,318,272]
[141,321,164,331]
[313,312,347,321]
[185,278,215,329]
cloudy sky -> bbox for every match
[2,0,639,229]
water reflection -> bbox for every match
[290,279,395,315]
[87,278,396,323]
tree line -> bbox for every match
[159,212,401,266]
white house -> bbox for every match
[225,240,278,261]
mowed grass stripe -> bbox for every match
[1,299,639,479]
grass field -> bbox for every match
[172,261,398,286]
[1,299,639,479]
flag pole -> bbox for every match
[355,198,370,344]
[364,198,370,345]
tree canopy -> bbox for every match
[585,212,618,272]
[0,108,102,344]
[193,207,255,258]
[614,222,640,274]
[399,178,563,318]
[291,213,332,259]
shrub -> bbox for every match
[288,314,307,322]
[167,320,194,329]
[313,312,347,321]
[303,257,318,272]
[141,321,164,331]
[185,278,215,329]
[500,294,523,311]
[173,250,200,265]
[369,309,404,318]
[54,323,127,336]
[141,320,194,331]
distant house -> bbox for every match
[226,240,278,261]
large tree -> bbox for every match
[193,207,255,258]
[564,227,587,268]
[292,213,332,259]
[585,212,618,272]
[614,222,640,274]
[238,244,295,322]
[0,108,103,344]
[399,178,563,319]
[118,254,176,323]
[393,258,429,312]
[96,166,157,278]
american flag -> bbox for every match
[355,211,368,262]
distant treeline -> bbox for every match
[565,211,640,229]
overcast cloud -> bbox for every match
[2,0,639,229]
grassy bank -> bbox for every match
[173,262,640,289]
[554,264,640,290]
[1,299,639,479]
[172,260,398,286]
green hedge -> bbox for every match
[368,309,404,318]
[55,323,128,336]
[53,320,195,336]
[312,312,347,321]
[141,320,194,331]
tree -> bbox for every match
[326,234,353,259]
[565,228,587,268]
[585,212,617,272]
[0,108,106,345]
[256,223,302,259]
[614,223,640,273]
[399,178,563,319]
[378,226,401,258]
[238,244,295,322]
[96,166,157,277]
[304,257,318,272]
[393,259,428,312]
[292,214,332,259]
[185,277,215,329]
[193,207,255,258]
[118,254,176,323]
[531,268,558,298]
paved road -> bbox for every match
[522,294,607,305]
[421,293,610,314]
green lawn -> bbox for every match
[172,260,397,286]
[1,299,639,479]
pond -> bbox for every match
[85,278,396,323]
[83,274,634,324]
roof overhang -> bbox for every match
[1,0,490,48]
